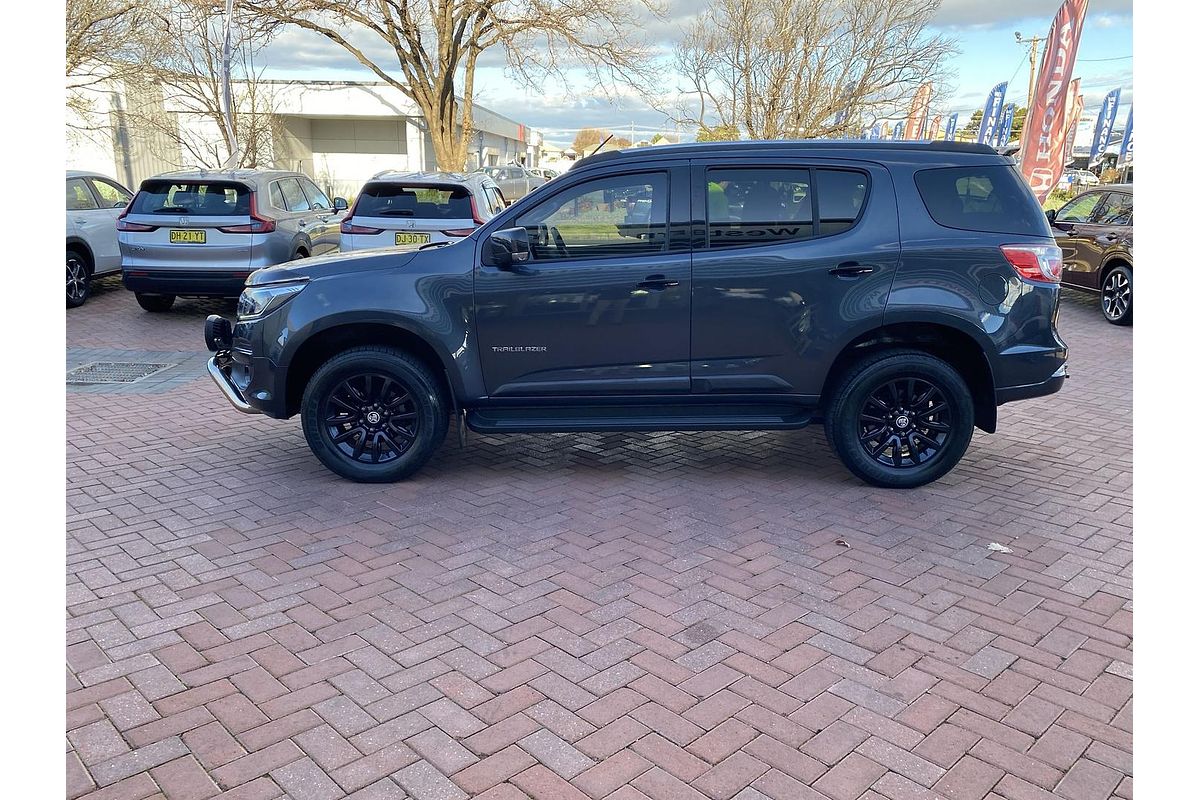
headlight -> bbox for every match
[237,281,306,319]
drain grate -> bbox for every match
[67,361,174,385]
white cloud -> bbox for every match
[933,0,1132,29]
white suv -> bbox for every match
[339,171,507,251]
[66,170,133,307]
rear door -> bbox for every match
[120,180,256,272]
[689,159,899,397]
[1051,191,1107,289]
[67,177,122,270]
[474,164,692,396]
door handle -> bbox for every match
[829,263,876,278]
[636,274,680,291]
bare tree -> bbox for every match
[126,1,281,169]
[66,0,162,115]
[241,0,663,171]
[674,0,956,140]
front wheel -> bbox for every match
[301,346,449,482]
[135,293,175,312]
[825,350,974,489]
[1101,265,1132,325]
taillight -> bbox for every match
[217,192,276,233]
[469,195,485,225]
[116,200,156,232]
[340,219,385,235]
[441,227,477,237]
[1000,244,1062,283]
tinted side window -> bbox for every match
[515,172,668,261]
[707,168,813,248]
[914,165,1048,236]
[278,178,311,212]
[815,169,868,235]
[67,178,98,210]
[269,182,286,210]
[89,178,132,208]
[1056,192,1103,223]
[300,178,331,210]
[1093,192,1132,226]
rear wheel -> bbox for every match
[1101,265,1132,325]
[135,293,176,313]
[66,250,91,308]
[825,350,974,489]
[301,346,448,482]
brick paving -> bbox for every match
[67,277,1132,799]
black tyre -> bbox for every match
[301,346,449,482]
[135,293,176,313]
[67,249,91,308]
[824,350,974,489]
[1101,265,1132,326]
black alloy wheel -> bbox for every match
[1101,266,1132,325]
[857,378,952,469]
[67,252,91,308]
[321,372,420,464]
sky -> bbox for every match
[255,0,1133,149]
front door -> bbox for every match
[475,166,691,397]
[1051,190,1108,289]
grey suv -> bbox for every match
[477,164,547,202]
[206,141,1067,489]
[67,170,134,307]
[118,169,348,312]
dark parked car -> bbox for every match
[1047,184,1133,325]
[206,141,1067,489]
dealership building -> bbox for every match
[66,77,544,198]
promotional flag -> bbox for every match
[881,122,891,139]
[1119,108,1133,163]
[944,113,959,141]
[892,122,904,140]
[904,83,933,139]
[1089,88,1121,166]
[1058,79,1083,167]
[1020,0,1090,201]
[995,104,1016,148]
[870,124,882,140]
[978,82,1008,145]
[928,115,942,141]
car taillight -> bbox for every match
[218,192,276,233]
[1000,244,1063,283]
[469,195,486,226]
[441,227,478,237]
[116,200,156,232]
[340,219,385,235]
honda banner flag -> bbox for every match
[1020,0,1090,201]
[995,104,1016,148]
[978,82,1008,145]
[1119,108,1133,163]
[1089,88,1121,166]
[944,113,959,141]
[904,83,933,140]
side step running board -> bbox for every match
[466,404,813,434]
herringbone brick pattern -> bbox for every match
[67,280,1131,799]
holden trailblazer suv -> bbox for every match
[339,171,506,251]
[66,170,134,307]
[205,141,1067,489]
[118,169,348,312]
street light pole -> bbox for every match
[219,0,240,169]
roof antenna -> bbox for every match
[589,134,614,158]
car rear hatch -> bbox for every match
[118,179,270,271]
[341,182,482,250]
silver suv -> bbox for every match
[67,170,134,307]
[477,164,548,202]
[118,169,348,312]
[340,171,506,251]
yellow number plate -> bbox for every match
[169,230,206,244]
[395,232,431,245]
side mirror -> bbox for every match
[333,197,349,211]
[1045,208,1057,222]
[487,227,534,273]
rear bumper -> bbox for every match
[123,269,252,298]
[996,363,1068,405]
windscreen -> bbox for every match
[130,181,250,216]
[353,183,475,219]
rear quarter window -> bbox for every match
[131,181,249,216]
[914,165,1048,236]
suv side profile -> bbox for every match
[477,164,548,202]
[66,170,134,307]
[1048,184,1133,325]
[118,169,348,312]
[206,141,1067,489]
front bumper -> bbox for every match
[995,363,1068,405]
[207,353,261,414]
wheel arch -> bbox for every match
[66,237,95,273]
[283,320,458,418]
[821,320,998,433]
